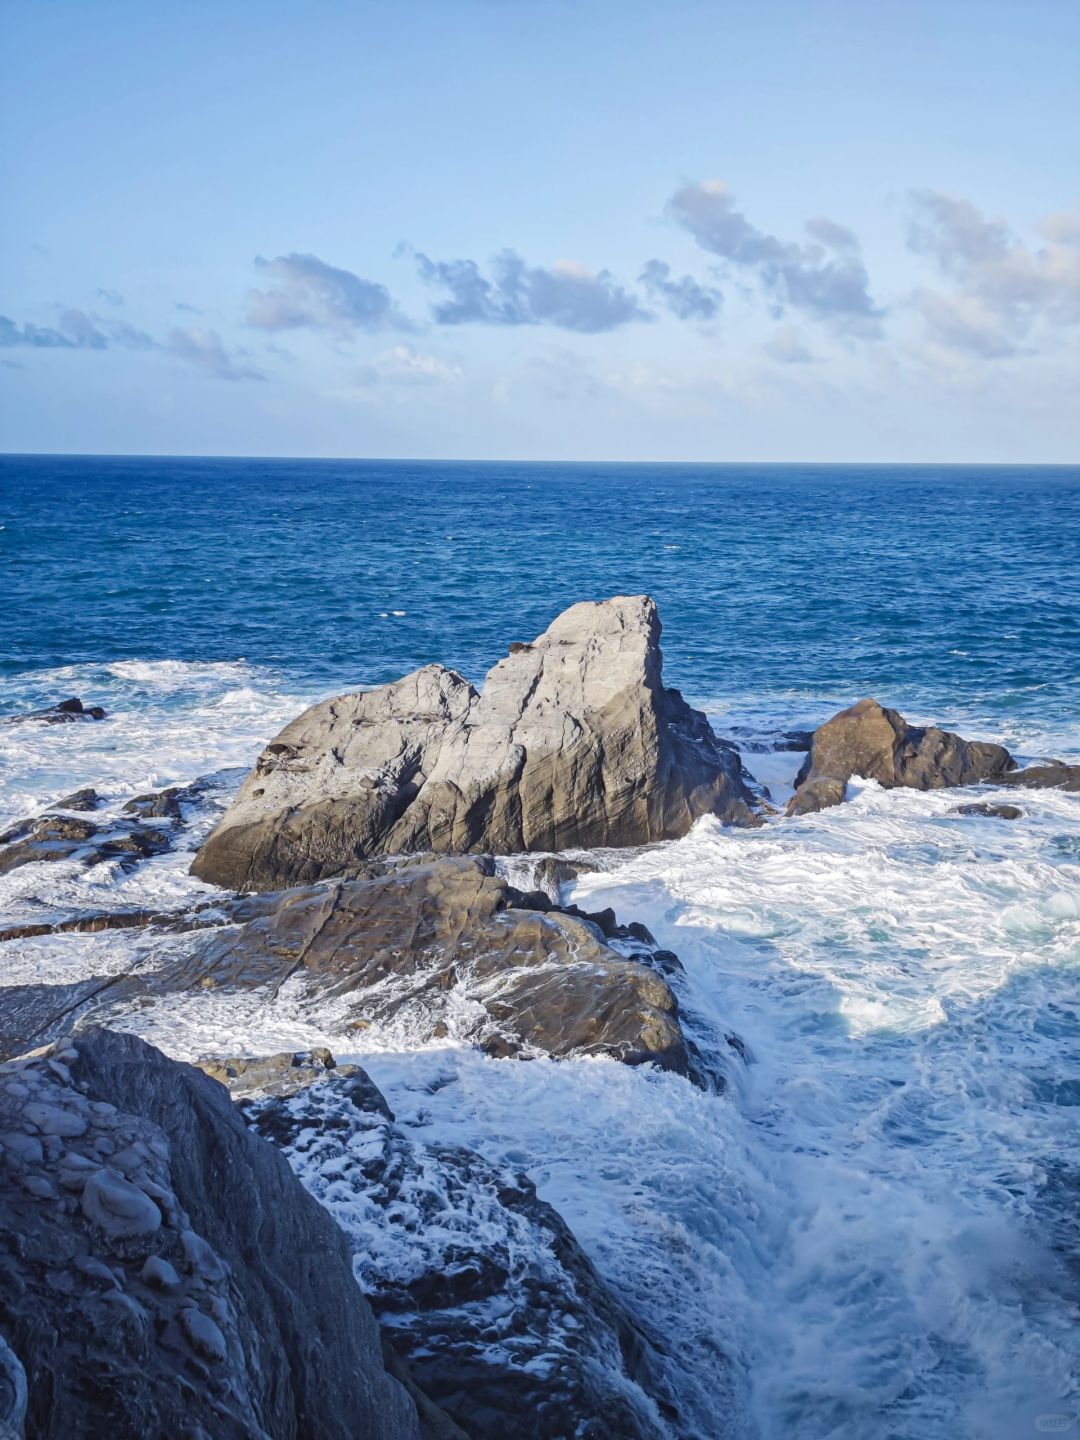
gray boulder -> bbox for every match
[191,596,758,893]
[232,1055,680,1440]
[786,698,1014,816]
[0,1028,421,1440]
[148,856,705,1083]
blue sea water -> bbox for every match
[3,455,1079,747]
[1,454,1079,1440]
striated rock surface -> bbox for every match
[149,856,706,1083]
[786,698,1014,816]
[0,1028,421,1440]
[192,596,758,893]
[230,1053,679,1440]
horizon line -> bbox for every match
[2,451,1078,469]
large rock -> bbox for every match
[191,596,758,892]
[148,856,706,1083]
[0,1029,421,1440]
[231,1053,680,1440]
[786,698,1014,816]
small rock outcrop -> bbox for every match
[0,1029,421,1440]
[192,596,758,893]
[786,698,1015,815]
[0,813,173,876]
[149,856,705,1082]
[230,1053,679,1440]
[1,697,107,725]
[995,763,1080,792]
[951,802,1023,820]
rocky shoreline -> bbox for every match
[2,594,1078,1439]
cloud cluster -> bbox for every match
[667,181,882,335]
[410,247,649,333]
[0,306,261,381]
[0,308,153,352]
[166,327,263,381]
[907,190,1080,357]
[639,259,722,320]
[246,253,411,335]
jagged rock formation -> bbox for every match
[191,596,758,893]
[0,1029,422,1440]
[227,1051,679,1440]
[786,698,1015,816]
[145,856,707,1083]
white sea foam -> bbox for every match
[1,661,1078,1438]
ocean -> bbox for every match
[2,454,1079,1439]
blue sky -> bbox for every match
[2,0,1078,461]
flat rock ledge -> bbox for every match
[192,595,759,893]
[787,698,1015,816]
[0,1028,421,1440]
[138,856,711,1085]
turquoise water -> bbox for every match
[1,455,1079,1440]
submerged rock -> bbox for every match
[787,698,1014,816]
[52,787,107,812]
[1,697,107,725]
[235,1056,680,1440]
[191,595,759,893]
[0,1029,421,1439]
[150,856,705,1082]
[0,812,173,875]
[952,802,1023,820]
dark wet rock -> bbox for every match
[787,698,1014,816]
[239,1060,679,1440]
[0,898,241,946]
[0,812,174,876]
[952,802,1023,820]
[124,789,184,820]
[123,779,214,820]
[52,787,106,813]
[143,857,703,1082]
[731,727,814,754]
[2,697,107,726]
[0,1028,421,1440]
[192,595,759,893]
[995,763,1080,792]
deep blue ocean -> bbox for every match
[2,454,1079,1440]
[3,455,1079,745]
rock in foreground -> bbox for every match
[155,856,705,1082]
[231,1053,679,1440]
[787,698,1014,815]
[0,1029,421,1440]
[192,595,758,892]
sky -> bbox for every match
[1,0,1078,462]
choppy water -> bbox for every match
[1,456,1078,1439]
